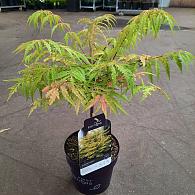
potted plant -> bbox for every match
[6,9,194,194]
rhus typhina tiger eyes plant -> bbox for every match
[6,9,194,117]
[5,9,195,195]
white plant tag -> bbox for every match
[78,114,112,176]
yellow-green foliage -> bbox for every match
[79,129,111,160]
[6,9,194,116]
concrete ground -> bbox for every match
[0,8,195,195]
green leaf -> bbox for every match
[70,67,86,82]
[146,62,153,82]
[155,60,160,80]
[6,10,194,117]
[160,57,170,80]
[111,97,128,114]
[53,71,69,80]
[110,65,117,86]
[172,54,183,72]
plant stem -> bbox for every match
[90,106,94,118]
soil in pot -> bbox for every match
[64,122,119,195]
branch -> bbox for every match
[108,9,176,60]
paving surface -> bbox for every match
[0,8,195,195]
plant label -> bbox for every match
[78,113,112,176]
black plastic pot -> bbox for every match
[64,120,119,195]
